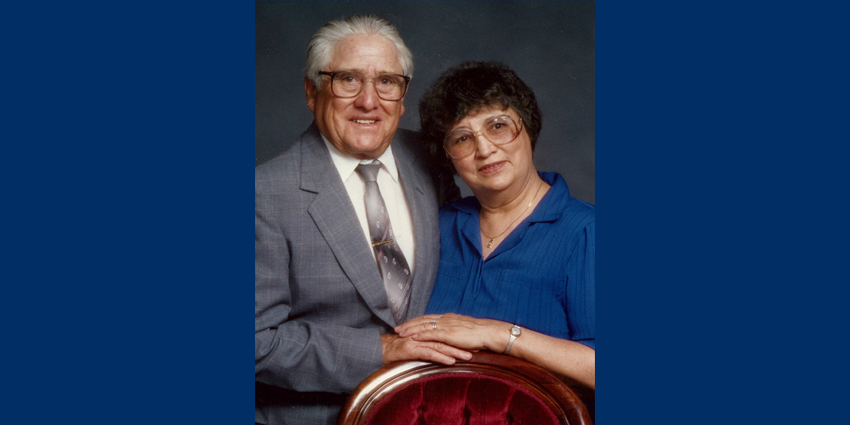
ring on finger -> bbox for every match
[430,319,437,330]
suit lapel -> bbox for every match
[300,125,397,327]
[393,139,434,320]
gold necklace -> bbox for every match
[480,179,544,249]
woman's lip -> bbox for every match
[478,161,505,174]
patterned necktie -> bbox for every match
[355,160,412,325]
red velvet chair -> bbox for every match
[337,351,592,425]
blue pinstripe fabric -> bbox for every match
[426,172,595,349]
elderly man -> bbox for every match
[255,15,466,425]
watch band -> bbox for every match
[503,325,521,355]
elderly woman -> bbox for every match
[396,61,595,389]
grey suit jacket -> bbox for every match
[255,123,455,424]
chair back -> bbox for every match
[338,351,592,425]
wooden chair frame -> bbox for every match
[338,351,592,425]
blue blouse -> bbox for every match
[425,172,595,349]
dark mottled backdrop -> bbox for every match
[256,1,594,203]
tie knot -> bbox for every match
[355,160,382,182]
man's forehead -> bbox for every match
[328,35,403,74]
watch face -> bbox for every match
[511,326,521,336]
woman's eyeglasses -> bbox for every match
[443,115,523,159]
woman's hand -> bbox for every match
[395,313,511,353]
[399,313,595,389]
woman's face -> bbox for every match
[447,106,536,197]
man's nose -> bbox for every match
[354,79,380,109]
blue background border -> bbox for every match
[5,1,849,423]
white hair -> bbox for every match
[304,15,414,89]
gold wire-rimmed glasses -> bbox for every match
[443,115,524,159]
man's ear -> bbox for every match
[304,77,317,112]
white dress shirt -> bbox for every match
[322,137,416,271]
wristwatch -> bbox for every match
[503,325,522,355]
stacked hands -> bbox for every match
[383,313,596,390]
[381,314,510,366]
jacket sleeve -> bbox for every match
[254,190,385,394]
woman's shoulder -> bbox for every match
[564,195,595,226]
[540,172,595,228]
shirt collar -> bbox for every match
[321,135,399,183]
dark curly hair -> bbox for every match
[418,61,542,173]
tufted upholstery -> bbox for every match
[337,351,592,425]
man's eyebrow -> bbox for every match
[335,68,404,76]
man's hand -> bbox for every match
[380,333,472,366]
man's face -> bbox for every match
[306,34,406,160]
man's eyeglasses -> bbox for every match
[443,115,524,159]
[318,71,410,101]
